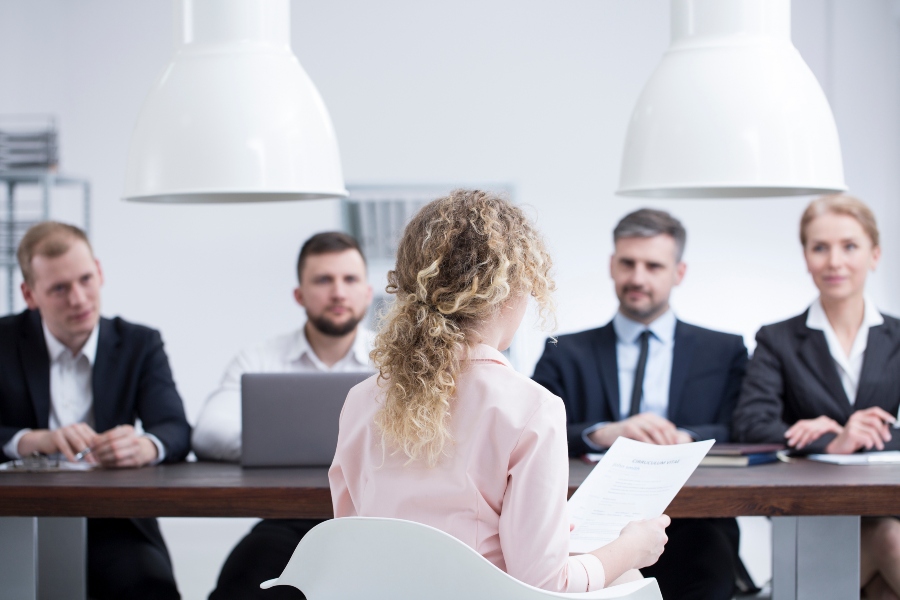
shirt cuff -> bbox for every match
[582,422,610,452]
[3,429,31,460]
[572,552,606,591]
[143,434,166,465]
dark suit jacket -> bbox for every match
[733,311,900,454]
[0,309,190,576]
[532,319,748,457]
[0,309,191,461]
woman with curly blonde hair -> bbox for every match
[329,190,668,592]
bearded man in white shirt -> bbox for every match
[194,231,374,600]
[0,221,191,599]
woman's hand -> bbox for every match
[825,407,895,454]
[785,416,843,449]
[588,514,670,585]
[618,515,671,570]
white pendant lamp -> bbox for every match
[123,0,347,203]
[617,0,847,198]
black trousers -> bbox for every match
[87,518,180,600]
[209,518,323,600]
[639,518,742,600]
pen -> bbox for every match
[73,447,92,462]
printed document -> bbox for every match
[807,451,900,465]
[568,437,714,553]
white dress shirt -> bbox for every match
[3,323,165,462]
[45,321,99,433]
[191,327,375,462]
[805,297,884,405]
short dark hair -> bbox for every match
[18,221,93,285]
[613,208,687,262]
[296,231,366,282]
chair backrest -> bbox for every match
[260,517,662,600]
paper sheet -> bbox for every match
[568,437,713,553]
[806,451,900,465]
[0,459,96,472]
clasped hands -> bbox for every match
[18,423,158,468]
[785,407,896,454]
[588,413,693,448]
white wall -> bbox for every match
[2,1,899,597]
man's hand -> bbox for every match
[824,407,895,455]
[785,415,843,449]
[588,413,691,447]
[18,424,98,463]
[92,425,158,468]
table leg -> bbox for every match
[0,517,86,600]
[0,518,37,599]
[772,516,860,600]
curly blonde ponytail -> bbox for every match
[372,190,555,466]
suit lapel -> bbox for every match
[20,311,52,428]
[91,318,118,432]
[795,319,852,417]
[668,320,694,419]
[854,320,894,410]
[592,323,621,421]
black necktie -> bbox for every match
[628,330,651,417]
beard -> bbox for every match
[307,309,365,337]
[617,286,667,322]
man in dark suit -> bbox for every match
[0,221,191,600]
[533,209,750,600]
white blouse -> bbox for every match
[805,297,884,405]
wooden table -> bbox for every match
[3,458,896,519]
[2,459,898,599]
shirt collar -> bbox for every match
[350,329,375,365]
[467,343,513,367]
[806,296,884,331]
[42,320,99,365]
[288,325,372,367]
[613,309,676,345]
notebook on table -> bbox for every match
[241,371,372,467]
[700,443,785,467]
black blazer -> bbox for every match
[532,319,748,457]
[0,309,191,461]
[733,311,900,454]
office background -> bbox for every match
[2,0,899,596]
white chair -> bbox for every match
[261,517,662,599]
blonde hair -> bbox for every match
[372,190,555,466]
[800,194,879,248]
[17,221,93,285]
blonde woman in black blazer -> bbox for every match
[733,194,900,599]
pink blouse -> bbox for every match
[329,344,605,592]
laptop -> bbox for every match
[241,371,372,467]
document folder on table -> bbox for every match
[699,443,784,467]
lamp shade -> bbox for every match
[123,0,347,203]
[617,0,846,198]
